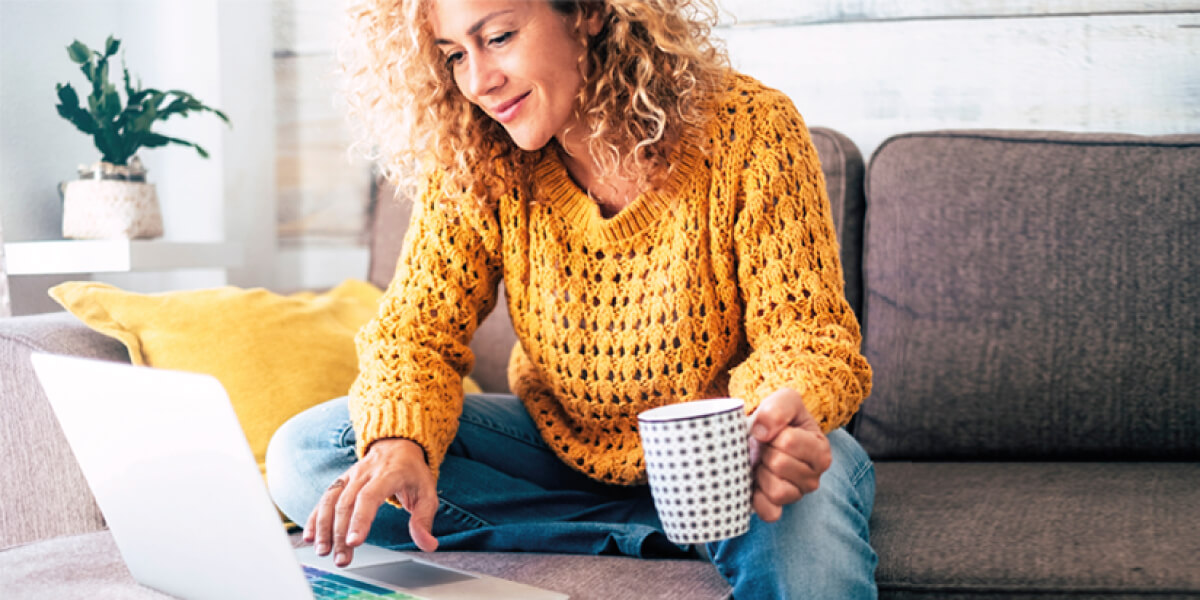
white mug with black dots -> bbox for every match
[637,398,753,544]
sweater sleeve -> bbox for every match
[727,96,872,432]
[348,178,503,478]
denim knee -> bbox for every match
[707,428,878,600]
[265,396,356,526]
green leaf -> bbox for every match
[122,59,136,98]
[56,82,79,106]
[143,133,211,160]
[55,83,99,136]
[104,36,120,57]
[67,40,89,64]
[97,126,129,164]
[140,133,171,148]
[131,99,158,132]
[99,83,121,120]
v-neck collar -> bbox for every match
[533,139,704,245]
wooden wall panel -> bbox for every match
[716,11,1200,159]
[718,0,1200,25]
[273,0,370,245]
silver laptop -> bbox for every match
[31,352,567,600]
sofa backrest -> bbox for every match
[368,126,866,393]
[856,130,1200,460]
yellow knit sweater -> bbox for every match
[350,73,872,486]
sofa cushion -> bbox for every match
[857,130,1200,459]
[48,280,388,478]
[872,461,1200,599]
[0,312,125,550]
[0,530,731,600]
[368,126,867,392]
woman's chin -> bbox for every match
[504,128,552,152]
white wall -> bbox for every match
[714,1,1200,159]
[0,0,274,314]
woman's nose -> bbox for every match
[465,54,503,99]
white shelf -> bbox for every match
[3,240,244,275]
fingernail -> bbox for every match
[317,543,330,555]
[346,531,360,545]
[753,424,768,440]
[335,552,347,565]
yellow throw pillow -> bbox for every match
[49,279,482,478]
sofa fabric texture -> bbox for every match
[0,311,122,550]
[871,462,1200,598]
[858,130,1200,460]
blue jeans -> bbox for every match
[266,394,878,599]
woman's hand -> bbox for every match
[303,438,439,566]
[746,387,832,522]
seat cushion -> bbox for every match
[0,530,730,600]
[858,130,1200,459]
[872,461,1200,599]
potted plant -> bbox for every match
[54,36,230,240]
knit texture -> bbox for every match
[350,72,872,485]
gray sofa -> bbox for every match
[2,127,1197,599]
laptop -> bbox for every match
[31,352,568,600]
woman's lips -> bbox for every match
[493,92,530,124]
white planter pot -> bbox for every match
[61,179,163,240]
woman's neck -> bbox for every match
[554,139,641,218]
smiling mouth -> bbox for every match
[492,92,530,124]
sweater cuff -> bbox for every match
[350,388,460,481]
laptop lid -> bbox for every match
[32,353,568,600]
[32,352,314,600]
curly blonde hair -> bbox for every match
[340,0,729,209]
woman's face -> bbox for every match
[431,0,600,152]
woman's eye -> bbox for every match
[445,51,465,68]
[488,31,514,46]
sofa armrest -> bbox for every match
[0,311,128,550]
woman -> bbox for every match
[267,0,877,597]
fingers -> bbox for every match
[748,388,808,444]
[346,484,385,548]
[758,443,822,495]
[400,482,440,553]
[767,426,832,475]
[304,439,439,564]
[303,505,318,544]
[753,487,785,522]
[332,475,371,566]
[311,476,351,559]
[748,408,834,520]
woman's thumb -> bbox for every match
[402,484,439,553]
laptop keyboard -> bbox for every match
[303,565,423,599]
